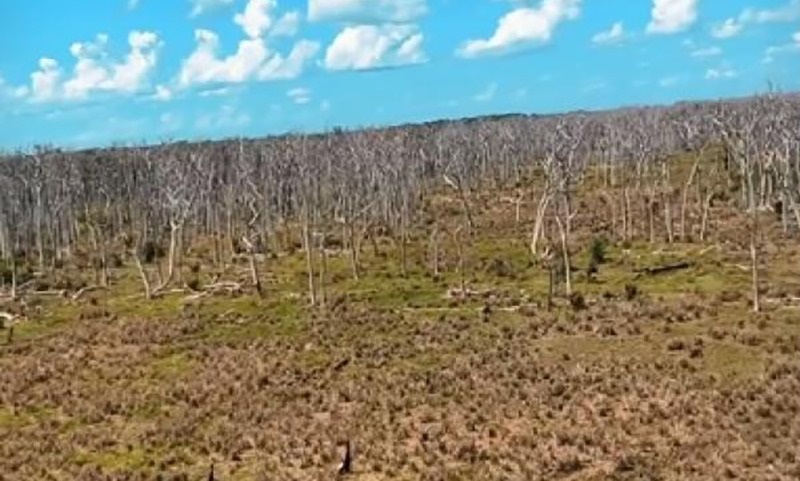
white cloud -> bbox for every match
[308,0,427,23]
[474,82,497,102]
[198,86,231,97]
[234,0,275,39]
[763,31,800,63]
[287,87,311,104]
[127,0,140,10]
[179,30,268,86]
[592,22,625,45]
[740,0,800,23]
[457,0,581,58]
[111,31,161,92]
[691,46,722,57]
[179,0,319,88]
[324,24,426,70]
[0,76,29,100]
[712,1,800,39]
[30,58,62,102]
[711,18,743,39]
[320,99,331,111]
[272,11,300,37]
[705,67,737,79]
[647,0,698,34]
[179,30,319,86]
[259,40,320,79]
[25,31,160,102]
[153,84,173,101]
[190,0,235,17]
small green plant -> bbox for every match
[587,236,608,280]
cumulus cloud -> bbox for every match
[179,30,265,86]
[324,24,425,70]
[190,0,235,17]
[308,0,427,23]
[647,0,698,34]
[457,0,581,58]
[0,75,29,100]
[259,40,320,79]
[272,11,300,37]
[234,0,275,38]
[592,22,625,45]
[287,87,311,104]
[179,0,319,87]
[712,1,799,39]
[30,58,62,102]
[24,31,160,102]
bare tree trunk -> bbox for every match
[623,187,631,242]
[750,212,761,313]
[245,241,263,296]
[530,193,551,260]
[400,225,408,278]
[303,222,317,307]
[348,223,359,281]
[133,253,152,300]
[699,191,715,242]
[156,223,179,292]
[454,227,466,298]
[10,257,17,301]
[317,233,327,311]
[648,195,655,244]
[430,224,440,279]
[547,263,554,311]
[554,215,572,297]
[514,192,523,234]
[680,156,702,241]
[664,193,674,244]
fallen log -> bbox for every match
[71,285,109,301]
[0,312,16,326]
[634,261,691,276]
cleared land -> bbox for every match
[1,177,799,481]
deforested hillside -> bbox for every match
[1,93,799,480]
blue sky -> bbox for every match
[1,0,798,150]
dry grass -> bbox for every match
[1,189,799,480]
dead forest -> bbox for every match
[1,93,799,309]
[1,93,800,480]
